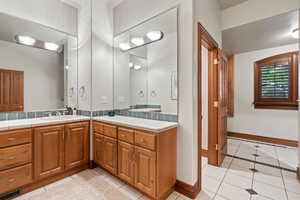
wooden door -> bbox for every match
[217,49,228,165]
[103,136,117,175]
[65,122,89,170]
[94,133,104,166]
[0,69,24,112]
[34,125,64,180]
[134,147,156,197]
[118,141,135,184]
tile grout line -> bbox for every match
[276,147,290,200]
[212,156,235,200]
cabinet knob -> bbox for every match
[140,139,145,143]
[8,178,15,183]
[8,156,16,160]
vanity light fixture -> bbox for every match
[146,31,163,41]
[44,42,59,51]
[119,42,131,51]
[129,62,134,68]
[134,65,142,70]
[131,37,145,46]
[65,65,69,70]
[15,35,36,46]
[292,28,299,39]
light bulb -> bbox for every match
[131,37,145,46]
[134,65,142,70]
[16,35,36,46]
[119,43,131,51]
[45,42,59,51]
[129,62,134,68]
[146,31,163,41]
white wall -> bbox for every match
[194,0,222,46]
[147,32,178,114]
[222,0,299,30]
[77,0,92,111]
[0,40,64,111]
[201,46,209,150]
[228,43,299,140]
[114,0,197,185]
[0,0,77,36]
[91,0,114,111]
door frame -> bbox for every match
[197,22,219,190]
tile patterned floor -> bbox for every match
[227,138,298,171]
[201,156,300,200]
[13,138,300,200]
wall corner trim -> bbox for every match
[175,180,200,199]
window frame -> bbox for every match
[254,51,298,110]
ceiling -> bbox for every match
[222,10,299,54]
[219,0,248,10]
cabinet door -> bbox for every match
[34,125,64,180]
[65,122,89,170]
[118,141,134,184]
[93,133,104,166]
[134,147,156,197]
[103,136,117,175]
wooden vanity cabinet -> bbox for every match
[102,136,118,175]
[34,125,65,180]
[65,122,89,170]
[118,141,135,185]
[93,121,177,200]
[34,122,89,180]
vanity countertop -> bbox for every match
[93,115,178,132]
[0,115,90,131]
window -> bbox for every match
[254,52,298,110]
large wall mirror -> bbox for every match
[114,8,178,116]
[0,13,78,113]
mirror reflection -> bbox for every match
[0,13,78,113]
[114,8,178,115]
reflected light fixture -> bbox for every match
[65,65,69,70]
[134,65,142,70]
[131,37,145,46]
[44,42,59,51]
[15,35,36,46]
[129,62,134,68]
[146,31,163,41]
[292,28,299,39]
[119,42,131,51]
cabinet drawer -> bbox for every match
[0,164,32,194]
[93,122,103,134]
[0,129,32,148]
[103,124,117,138]
[118,128,134,144]
[135,131,156,151]
[0,144,32,171]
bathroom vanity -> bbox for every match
[0,116,90,195]
[92,116,178,200]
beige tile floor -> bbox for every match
[14,147,300,200]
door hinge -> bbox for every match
[215,144,219,151]
[214,58,219,65]
[213,101,219,108]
